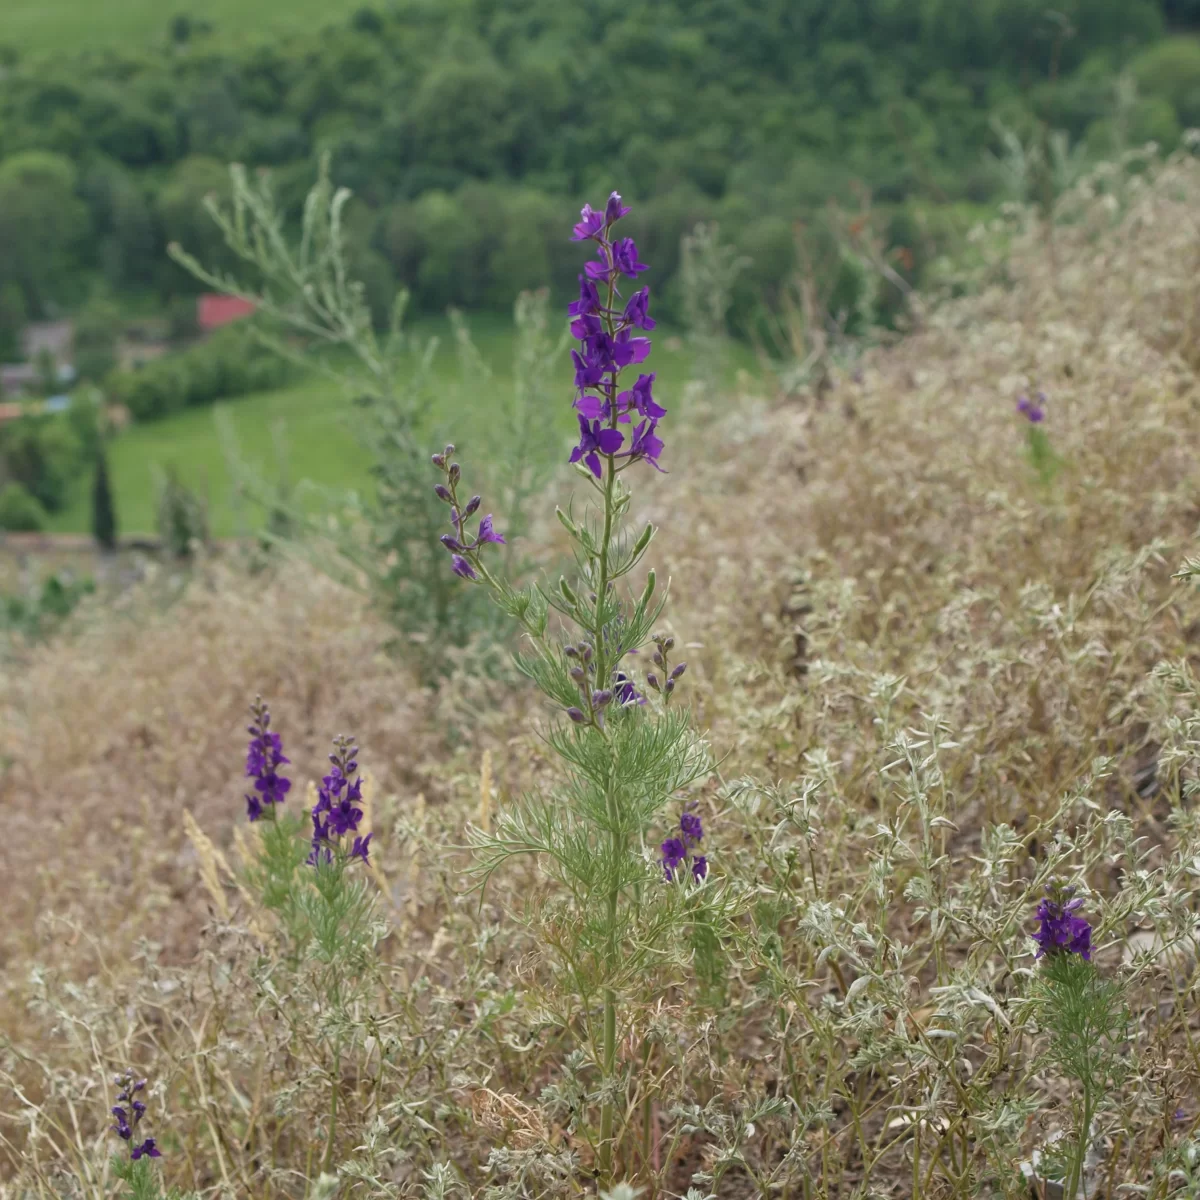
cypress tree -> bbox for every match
[92,445,118,551]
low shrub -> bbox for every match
[0,480,47,531]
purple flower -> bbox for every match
[1034,885,1092,960]
[570,416,624,479]
[680,811,703,844]
[623,287,656,331]
[611,328,651,368]
[568,276,602,318]
[662,807,709,883]
[613,671,645,706]
[626,420,664,470]
[618,373,666,422]
[561,192,667,477]
[612,237,648,279]
[661,837,687,881]
[308,736,372,869]
[477,514,505,545]
[1017,392,1046,423]
[244,698,291,822]
[452,555,478,580]
[110,1072,160,1160]
[571,204,606,242]
[572,347,607,392]
[604,191,631,225]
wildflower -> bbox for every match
[661,837,687,881]
[571,203,606,242]
[564,191,665,477]
[680,810,703,844]
[244,697,291,822]
[625,419,664,470]
[477,514,505,545]
[623,287,656,331]
[612,237,648,279]
[1034,883,1093,960]
[308,735,371,868]
[110,1071,161,1160]
[618,372,666,422]
[613,670,645,706]
[1017,391,1046,423]
[662,806,707,882]
[570,416,624,479]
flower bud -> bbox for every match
[431,453,445,468]
[440,535,463,552]
[664,679,675,694]
[570,666,586,682]
[443,443,455,458]
[652,651,664,667]
[664,637,675,650]
[639,568,656,608]
[448,463,461,484]
[647,673,660,690]
[434,484,452,503]
[566,707,587,724]
[564,645,578,658]
[670,663,687,680]
[580,644,593,663]
[463,495,481,518]
[592,689,613,709]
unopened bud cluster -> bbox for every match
[646,633,686,701]
[432,444,505,581]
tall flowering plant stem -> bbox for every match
[432,192,716,1185]
[1029,882,1128,1199]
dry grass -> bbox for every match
[4,148,1200,1199]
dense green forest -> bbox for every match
[1,0,1199,353]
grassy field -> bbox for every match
[46,317,761,536]
[4,0,363,57]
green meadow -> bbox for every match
[46,319,761,537]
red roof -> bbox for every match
[197,294,257,331]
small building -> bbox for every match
[197,294,257,332]
[0,363,36,397]
[22,320,74,367]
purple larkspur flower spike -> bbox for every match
[110,1071,162,1160]
[244,698,291,822]
[1034,885,1092,960]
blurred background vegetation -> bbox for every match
[0,0,1199,535]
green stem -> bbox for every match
[1065,1087,1093,1200]
[323,1042,340,1176]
